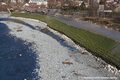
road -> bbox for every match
[55,15,120,41]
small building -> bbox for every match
[0,2,8,11]
[98,0,113,17]
[24,3,39,12]
[47,0,64,8]
[29,0,48,8]
[23,0,48,13]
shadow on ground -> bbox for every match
[0,22,39,80]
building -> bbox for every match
[11,0,25,3]
[0,2,7,11]
[29,0,48,7]
[24,3,39,12]
[23,0,48,12]
[47,0,64,8]
[0,0,28,11]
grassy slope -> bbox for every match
[12,13,120,69]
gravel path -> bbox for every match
[0,17,120,80]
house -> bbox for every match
[0,2,8,11]
[23,0,48,13]
[8,0,26,11]
[98,0,116,17]
[29,0,48,8]
[47,0,64,8]
[24,3,39,12]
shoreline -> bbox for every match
[11,17,120,73]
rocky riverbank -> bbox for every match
[1,17,120,80]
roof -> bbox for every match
[29,0,48,5]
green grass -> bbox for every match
[12,12,120,69]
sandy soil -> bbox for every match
[1,17,120,80]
